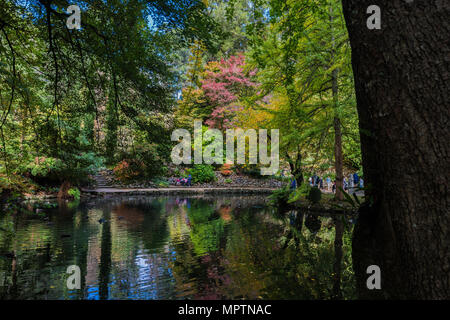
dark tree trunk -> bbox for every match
[287,152,304,186]
[333,85,344,201]
[99,210,112,300]
[342,1,450,299]
[332,217,344,299]
[330,5,344,201]
[57,181,72,200]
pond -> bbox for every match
[0,195,356,300]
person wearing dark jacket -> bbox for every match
[290,177,297,190]
[353,172,359,186]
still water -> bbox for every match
[0,195,355,300]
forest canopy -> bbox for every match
[0,0,361,194]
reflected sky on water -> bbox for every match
[0,195,355,300]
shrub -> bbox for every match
[188,164,215,184]
[220,164,233,176]
[221,170,233,176]
[269,185,292,208]
[307,187,322,204]
[288,183,311,203]
[113,159,144,182]
[153,178,169,187]
[26,157,63,178]
[0,174,37,197]
[24,153,102,185]
[300,183,312,195]
[239,164,266,179]
[117,143,168,178]
[171,167,182,177]
[67,187,81,201]
[224,178,232,184]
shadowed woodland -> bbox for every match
[0,0,448,299]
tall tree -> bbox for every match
[329,1,344,201]
[342,0,450,299]
[245,0,358,186]
[0,0,218,185]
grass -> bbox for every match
[292,192,364,211]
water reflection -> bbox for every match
[0,195,355,300]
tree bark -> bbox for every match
[57,181,72,200]
[342,0,450,299]
[287,152,304,186]
[332,77,344,201]
[330,4,344,201]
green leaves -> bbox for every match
[338,187,360,209]
[244,0,360,175]
[188,164,215,184]
[0,0,221,188]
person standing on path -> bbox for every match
[353,172,359,186]
[290,177,297,190]
[348,173,354,189]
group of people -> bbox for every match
[308,174,327,190]
[343,173,364,191]
[173,174,192,186]
[296,172,364,193]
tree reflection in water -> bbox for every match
[0,195,356,299]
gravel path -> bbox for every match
[81,186,277,195]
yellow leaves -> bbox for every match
[235,105,272,130]
[204,60,221,74]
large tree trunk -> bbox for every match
[342,0,450,299]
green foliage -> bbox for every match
[32,201,57,210]
[188,164,216,184]
[224,178,233,184]
[26,158,63,178]
[240,165,266,179]
[339,187,361,209]
[155,179,169,187]
[187,202,224,256]
[112,142,169,183]
[0,0,218,191]
[0,174,37,196]
[113,159,145,183]
[67,187,81,201]
[23,153,102,185]
[190,219,224,256]
[244,0,360,180]
[269,185,292,208]
[288,183,312,203]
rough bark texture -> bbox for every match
[287,152,304,186]
[332,65,344,202]
[331,6,344,201]
[333,115,344,201]
[342,0,450,299]
[57,181,72,200]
